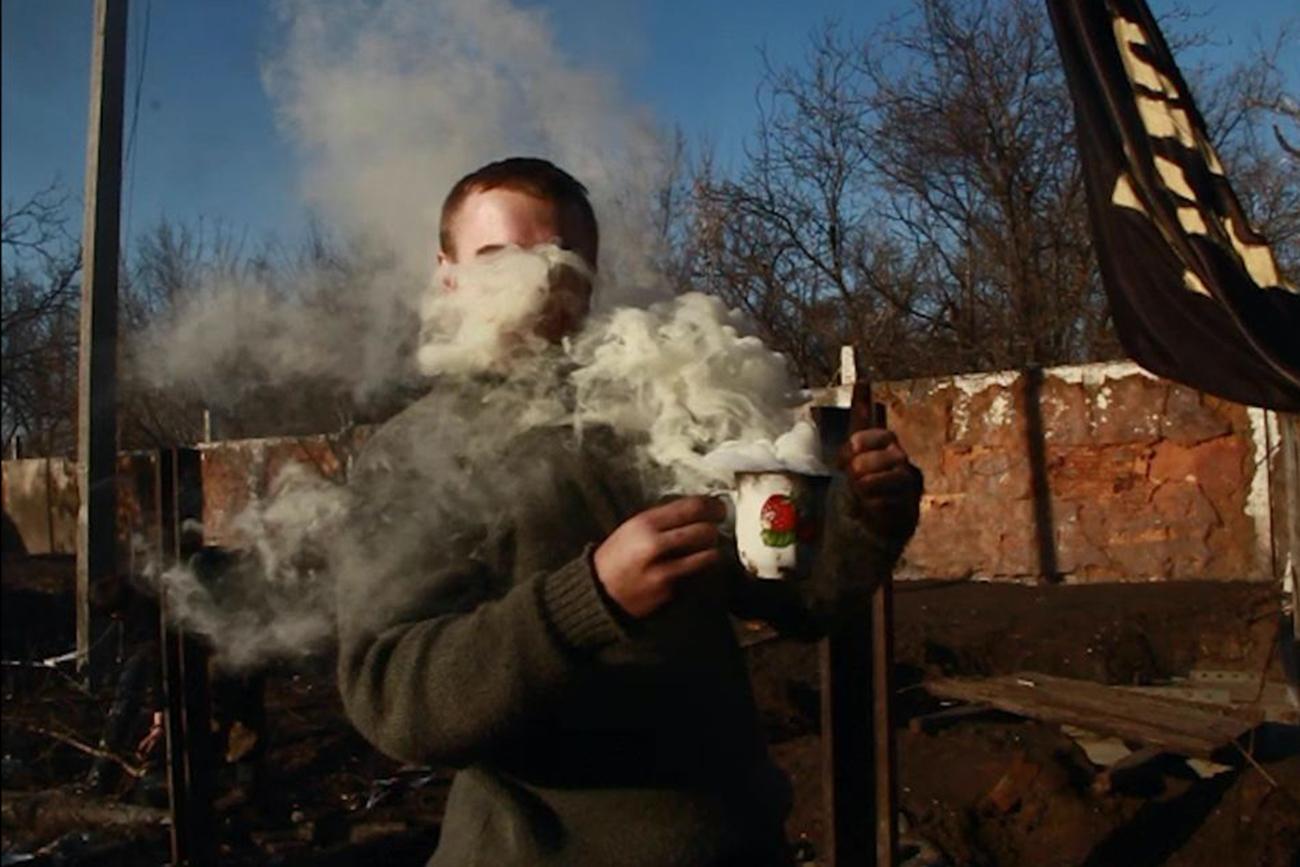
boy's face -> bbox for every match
[439,187,594,342]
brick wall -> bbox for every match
[874,361,1280,583]
[3,361,1288,583]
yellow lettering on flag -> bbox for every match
[1111,172,1147,214]
[1182,270,1211,296]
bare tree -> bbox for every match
[686,31,886,383]
[686,0,1297,383]
[1197,22,1300,280]
[1,184,81,456]
[686,1,1105,382]
[117,218,356,448]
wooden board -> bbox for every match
[924,672,1257,759]
[1117,682,1297,723]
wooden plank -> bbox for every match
[925,673,1255,759]
[1188,670,1255,686]
[1118,683,1298,724]
[926,680,1214,757]
[1119,685,1234,705]
[76,0,128,688]
[908,703,995,734]
[1006,673,1252,742]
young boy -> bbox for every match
[335,157,921,866]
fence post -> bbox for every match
[819,348,899,867]
[157,447,215,867]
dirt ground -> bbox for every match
[752,580,1299,867]
[3,556,1297,866]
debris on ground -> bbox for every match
[5,557,1298,866]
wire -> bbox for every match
[122,0,153,251]
[0,621,120,669]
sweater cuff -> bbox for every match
[831,479,909,557]
[539,547,627,652]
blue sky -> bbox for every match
[3,0,1296,252]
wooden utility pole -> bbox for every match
[77,0,129,686]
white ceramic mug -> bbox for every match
[731,471,830,580]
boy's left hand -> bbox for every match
[838,384,922,542]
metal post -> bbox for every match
[820,600,877,867]
[1280,415,1300,651]
[157,448,215,867]
[1024,366,1060,583]
[870,402,899,867]
[76,0,128,687]
[820,349,900,867]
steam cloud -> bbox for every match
[136,0,673,407]
[144,0,825,670]
[418,245,593,376]
[262,0,672,302]
[570,292,822,491]
[156,466,348,670]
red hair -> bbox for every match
[439,157,598,266]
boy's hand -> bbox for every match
[593,496,726,619]
[839,382,922,542]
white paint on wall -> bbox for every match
[1245,406,1276,579]
[952,401,971,440]
[985,392,1012,428]
[1045,359,1158,386]
[913,369,1023,440]
[950,369,1020,396]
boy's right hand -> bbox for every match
[592,496,726,619]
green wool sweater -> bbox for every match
[334,376,904,867]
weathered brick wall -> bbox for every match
[1,432,367,558]
[2,361,1287,584]
[197,431,367,549]
[1,457,78,555]
[875,361,1278,583]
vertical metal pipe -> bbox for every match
[870,401,898,867]
[821,349,898,867]
[158,448,215,866]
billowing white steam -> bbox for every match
[158,256,827,670]
[132,259,416,406]
[136,0,674,407]
[264,0,672,303]
[146,0,829,670]
[418,245,592,375]
[568,292,820,491]
[154,465,350,669]
[703,421,830,478]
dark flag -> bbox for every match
[1046,0,1300,411]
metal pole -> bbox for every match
[820,348,900,867]
[870,402,899,867]
[158,448,215,867]
[76,0,128,687]
[820,599,877,867]
[1280,415,1300,646]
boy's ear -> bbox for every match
[436,250,455,291]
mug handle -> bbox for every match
[718,489,738,537]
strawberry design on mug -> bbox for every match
[760,494,798,548]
